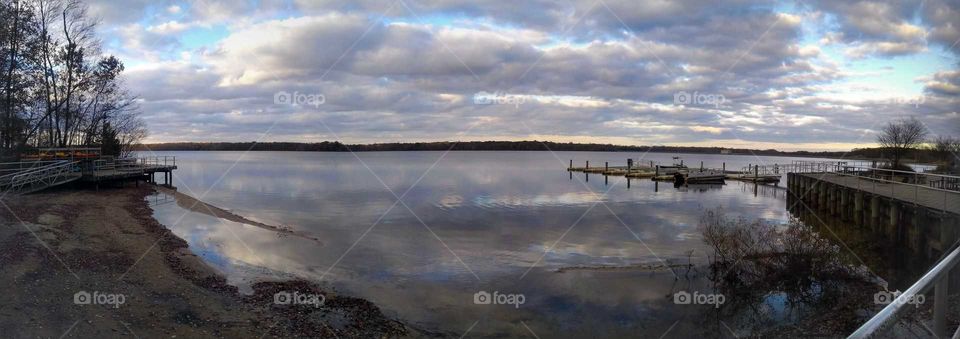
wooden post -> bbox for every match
[569,159,573,169]
[605,162,608,172]
[700,161,703,171]
[655,165,659,177]
[722,162,725,172]
[586,161,589,169]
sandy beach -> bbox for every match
[0,186,409,338]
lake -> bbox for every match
[144,151,898,338]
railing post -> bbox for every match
[934,274,948,338]
[915,172,919,206]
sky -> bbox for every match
[88,0,959,151]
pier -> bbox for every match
[0,148,177,194]
[566,158,784,183]
[786,161,960,252]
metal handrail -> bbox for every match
[5,160,72,179]
[792,161,960,193]
[0,160,69,177]
[850,242,960,338]
[6,160,80,192]
[137,156,176,167]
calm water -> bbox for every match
[145,151,869,338]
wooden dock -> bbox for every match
[566,159,785,184]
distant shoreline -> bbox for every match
[134,141,873,158]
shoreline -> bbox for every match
[0,186,410,338]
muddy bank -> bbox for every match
[0,186,409,338]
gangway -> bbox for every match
[0,160,81,194]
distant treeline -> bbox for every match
[136,141,868,157]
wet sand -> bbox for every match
[0,186,409,338]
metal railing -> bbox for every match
[137,156,176,168]
[791,161,960,213]
[849,241,960,338]
[5,160,80,193]
[91,156,176,172]
[0,160,70,176]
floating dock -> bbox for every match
[567,159,785,185]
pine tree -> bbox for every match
[100,122,121,156]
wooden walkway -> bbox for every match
[798,173,960,215]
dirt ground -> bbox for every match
[0,185,409,338]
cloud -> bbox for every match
[87,0,960,148]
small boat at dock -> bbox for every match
[685,170,726,183]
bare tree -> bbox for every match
[876,117,928,170]
[0,0,145,158]
[932,136,958,161]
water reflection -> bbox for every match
[147,151,850,337]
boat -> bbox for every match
[657,156,688,175]
[685,170,726,183]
